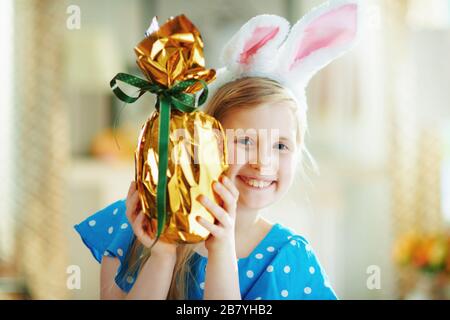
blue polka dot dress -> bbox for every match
[74,199,338,300]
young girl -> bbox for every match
[75,1,359,300]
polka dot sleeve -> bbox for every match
[243,235,338,300]
[73,199,136,292]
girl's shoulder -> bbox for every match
[268,222,325,269]
[269,222,312,253]
[270,224,338,299]
[242,222,338,299]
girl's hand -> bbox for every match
[125,181,177,257]
[196,175,239,255]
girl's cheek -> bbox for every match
[279,153,297,179]
[225,143,236,167]
[276,160,296,197]
[224,162,240,181]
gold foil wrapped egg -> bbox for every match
[135,110,228,243]
[110,15,226,243]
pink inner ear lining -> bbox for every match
[290,3,357,70]
[239,26,280,65]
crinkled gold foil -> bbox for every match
[135,111,228,243]
[132,15,227,243]
[134,14,216,93]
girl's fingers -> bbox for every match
[133,210,145,238]
[213,181,237,218]
[126,190,139,222]
[196,216,222,238]
[133,210,153,247]
[221,175,239,199]
[125,183,137,210]
[141,213,150,233]
[197,195,231,228]
[127,181,136,199]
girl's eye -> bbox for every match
[236,137,252,146]
[275,143,289,151]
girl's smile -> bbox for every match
[236,175,277,190]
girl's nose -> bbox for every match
[249,143,278,174]
[250,160,275,175]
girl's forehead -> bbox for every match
[221,102,297,136]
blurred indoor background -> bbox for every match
[1,0,450,299]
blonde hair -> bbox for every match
[122,76,315,300]
[204,76,306,146]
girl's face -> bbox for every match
[220,102,299,210]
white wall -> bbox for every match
[0,0,14,262]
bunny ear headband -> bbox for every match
[205,0,361,112]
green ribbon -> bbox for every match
[110,73,208,239]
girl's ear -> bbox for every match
[277,0,360,87]
[221,14,290,75]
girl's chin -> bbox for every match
[238,196,274,210]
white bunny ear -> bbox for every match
[277,0,360,88]
[221,15,290,75]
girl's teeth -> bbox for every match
[242,177,272,188]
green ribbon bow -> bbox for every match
[110,73,208,240]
